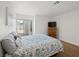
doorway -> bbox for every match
[16,19,32,36]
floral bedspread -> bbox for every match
[5,34,63,57]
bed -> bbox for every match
[1,34,63,57]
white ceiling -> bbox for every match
[0,1,79,16]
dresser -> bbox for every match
[48,22,57,38]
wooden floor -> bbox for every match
[52,40,79,57]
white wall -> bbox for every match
[11,14,51,35]
[0,7,51,39]
[51,9,79,46]
[0,7,16,40]
[34,15,51,35]
[1,5,79,47]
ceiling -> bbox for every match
[0,1,79,16]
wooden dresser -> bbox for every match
[48,22,57,38]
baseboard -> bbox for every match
[61,39,79,47]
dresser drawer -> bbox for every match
[48,27,57,38]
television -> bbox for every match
[48,22,56,27]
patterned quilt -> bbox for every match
[5,34,63,57]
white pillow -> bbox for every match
[9,32,17,40]
[15,38,22,47]
[3,34,15,41]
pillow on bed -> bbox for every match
[4,34,15,41]
[0,42,4,57]
[15,37,22,47]
[1,39,16,55]
[9,32,17,40]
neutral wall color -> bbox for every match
[0,7,16,40]
[16,14,33,20]
[51,9,79,46]
[0,7,35,40]
[34,15,51,35]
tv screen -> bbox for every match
[48,22,56,27]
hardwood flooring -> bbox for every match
[52,40,79,57]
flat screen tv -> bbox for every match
[48,22,56,27]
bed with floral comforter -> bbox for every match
[5,34,63,57]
